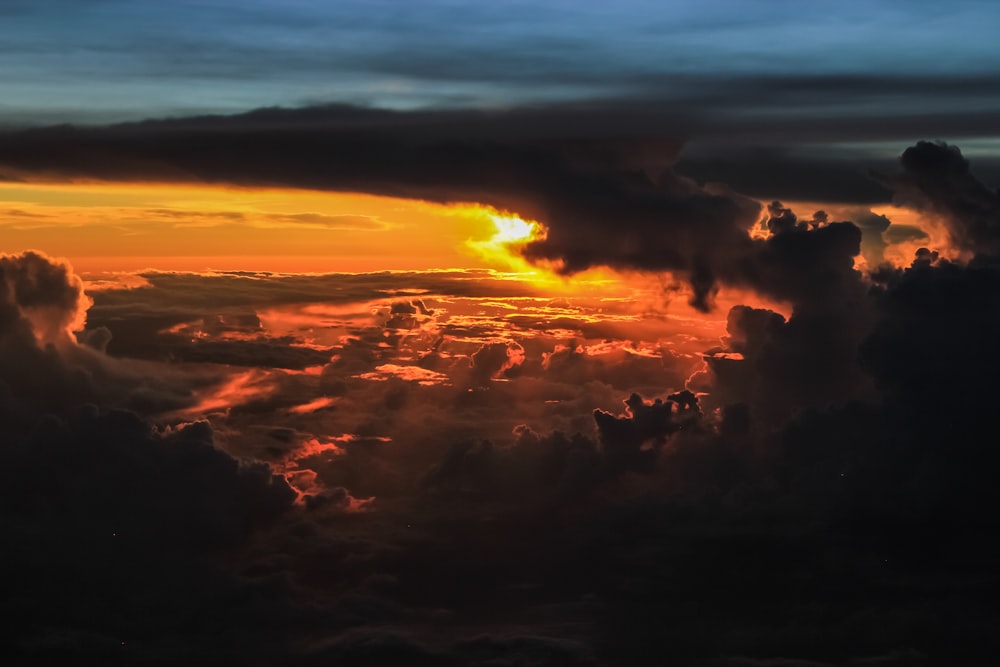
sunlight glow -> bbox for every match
[0,183,514,273]
[488,212,540,244]
[458,205,551,273]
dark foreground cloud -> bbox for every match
[0,251,222,418]
[2,412,298,662]
[0,251,305,664]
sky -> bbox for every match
[3,2,1000,665]
[2,0,999,122]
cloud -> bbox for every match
[0,252,308,664]
[3,408,298,663]
[147,208,392,231]
[877,141,1000,258]
[0,250,115,418]
[2,252,263,423]
[1,249,90,344]
[677,146,897,204]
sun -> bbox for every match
[452,204,616,294]
[456,204,547,272]
[487,213,539,244]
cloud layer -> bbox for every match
[4,137,1000,664]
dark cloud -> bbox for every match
[0,253,312,662]
[0,251,95,418]
[0,250,224,418]
[677,147,896,204]
[593,391,700,474]
[0,254,308,663]
[1,249,89,343]
[529,194,866,319]
[2,408,300,664]
[878,140,1000,257]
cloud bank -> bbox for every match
[4,132,1000,663]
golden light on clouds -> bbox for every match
[452,203,626,294]
[0,178,633,293]
[460,204,546,271]
[778,200,953,270]
[868,203,960,266]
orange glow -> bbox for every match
[275,434,379,509]
[4,181,656,300]
[357,364,452,386]
[461,205,548,272]
[778,201,958,269]
[166,369,277,419]
[3,182,622,291]
[0,182,538,274]
[868,204,961,266]
[287,396,338,414]
[7,181,808,376]
[454,203,626,292]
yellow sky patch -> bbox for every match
[0,182,506,273]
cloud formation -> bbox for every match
[5,139,1000,664]
[878,140,1000,257]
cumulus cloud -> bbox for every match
[0,251,251,421]
[1,249,90,344]
[0,255,302,663]
[877,140,1000,258]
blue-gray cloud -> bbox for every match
[2,0,999,124]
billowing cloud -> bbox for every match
[1,249,90,344]
[878,140,1000,258]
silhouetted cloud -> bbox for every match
[878,141,1000,257]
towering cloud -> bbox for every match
[1,250,90,344]
[880,141,1000,258]
[0,251,101,418]
[0,253,299,663]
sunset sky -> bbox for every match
[3,2,1000,665]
